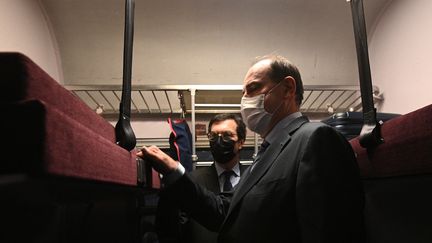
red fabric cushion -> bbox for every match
[350,104,432,178]
[0,52,114,142]
[2,100,137,185]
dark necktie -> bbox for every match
[255,140,270,161]
[250,140,270,171]
[222,170,235,192]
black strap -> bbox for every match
[115,0,136,151]
[349,0,383,148]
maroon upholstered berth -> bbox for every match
[0,52,157,242]
[1,52,137,185]
[350,104,432,178]
[350,104,432,243]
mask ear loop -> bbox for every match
[264,81,284,114]
[265,81,283,96]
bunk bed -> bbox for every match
[0,52,156,242]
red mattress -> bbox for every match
[1,52,137,186]
[349,104,432,243]
[350,104,432,178]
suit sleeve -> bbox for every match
[161,173,232,232]
[296,125,365,243]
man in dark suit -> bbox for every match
[139,55,364,243]
[182,113,248,243]
[156,113,248,243]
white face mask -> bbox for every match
[240,83,282,136]
[240,94,272,136]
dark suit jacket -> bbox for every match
[184,163,248,243]
[164,116,365,243]
[156,163,248,243]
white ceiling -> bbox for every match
[40,0,391,86]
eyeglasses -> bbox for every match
[207,131,237,142]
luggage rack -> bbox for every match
[65,84,383,117]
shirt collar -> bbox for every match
[264,112,302,145]
[215,161,241,177]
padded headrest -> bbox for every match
[0,52,115,142]
[350,104,432,178]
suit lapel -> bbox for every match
[225,116,309,219]
[239,163,248,175]
[207,163,221,193]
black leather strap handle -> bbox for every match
[349,0,383,148]
[115,0,136,151]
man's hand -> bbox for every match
[137,145,179,175]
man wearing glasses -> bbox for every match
[205,113,248,193]
[186,113,248,243]
[157,113,248,243]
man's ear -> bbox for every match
[238,139,245,150]
[281,76,296,99]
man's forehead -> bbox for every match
[245,60,270,80]
[211,119,237,131]
[250,59,271,73]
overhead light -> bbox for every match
[95,104,104,115]
[327,104,334,114]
